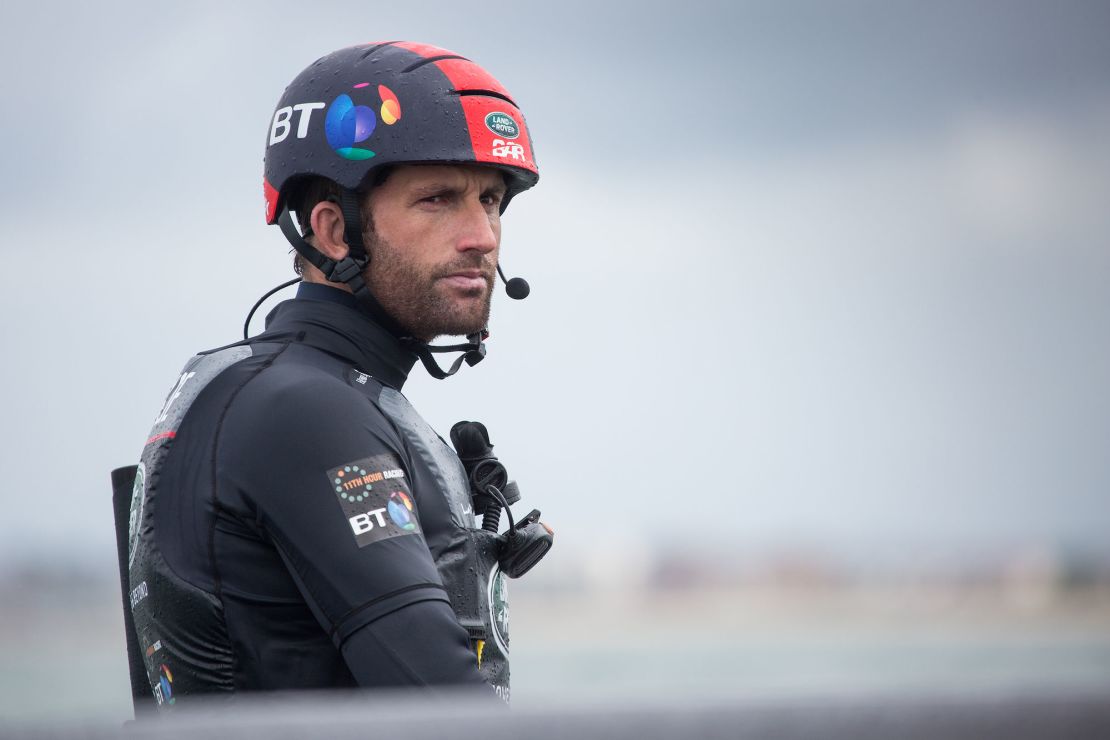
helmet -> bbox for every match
[259,41,539,380]
[263,41,539,224]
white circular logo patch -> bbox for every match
[487,564,509,656]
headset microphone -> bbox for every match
[497,264,530,300]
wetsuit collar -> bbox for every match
[263,283,417,389]
[296,281,361,310]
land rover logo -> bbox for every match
[484,112,519,140]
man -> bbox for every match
[119,41,548,709]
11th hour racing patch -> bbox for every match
[326,454,421,548]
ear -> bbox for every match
[309,200,350,262]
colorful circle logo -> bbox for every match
[335,466,372,503]
[325,83,402,161]
[387,491,417,531]
[158,663,175,706]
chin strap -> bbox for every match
[401,331,488,380]
[276,192,488,379]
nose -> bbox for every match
[455,198,499,255]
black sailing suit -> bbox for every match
[125,283,511,706]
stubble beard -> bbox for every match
[363,233,495,342]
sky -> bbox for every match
[1,0,1108,580]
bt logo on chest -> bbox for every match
[349,508,388,535]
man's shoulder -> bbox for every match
[162,337,377,435]
[222,340,399,439]
[186,334,355,400]
[213,343,410,489]
[164,334,405,461]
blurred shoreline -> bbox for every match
[3,548,1108,721]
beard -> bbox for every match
[362,232,495,341]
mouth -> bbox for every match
[438,268,492,292]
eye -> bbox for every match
[418,192,448,206]
[481,190,506,208]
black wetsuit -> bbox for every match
[125,284,511,706]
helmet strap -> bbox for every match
[336,188,368,262]
[276,201,403,336]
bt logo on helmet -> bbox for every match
[324,83,402,161]
[269,103,326,146]
[267,84,402,162]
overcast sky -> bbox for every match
[1,1,1108,578]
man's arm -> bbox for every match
[219,372,491,691]
[341,600,489,689]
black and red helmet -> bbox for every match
[262,41,539,224]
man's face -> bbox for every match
[362,165,507,341]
